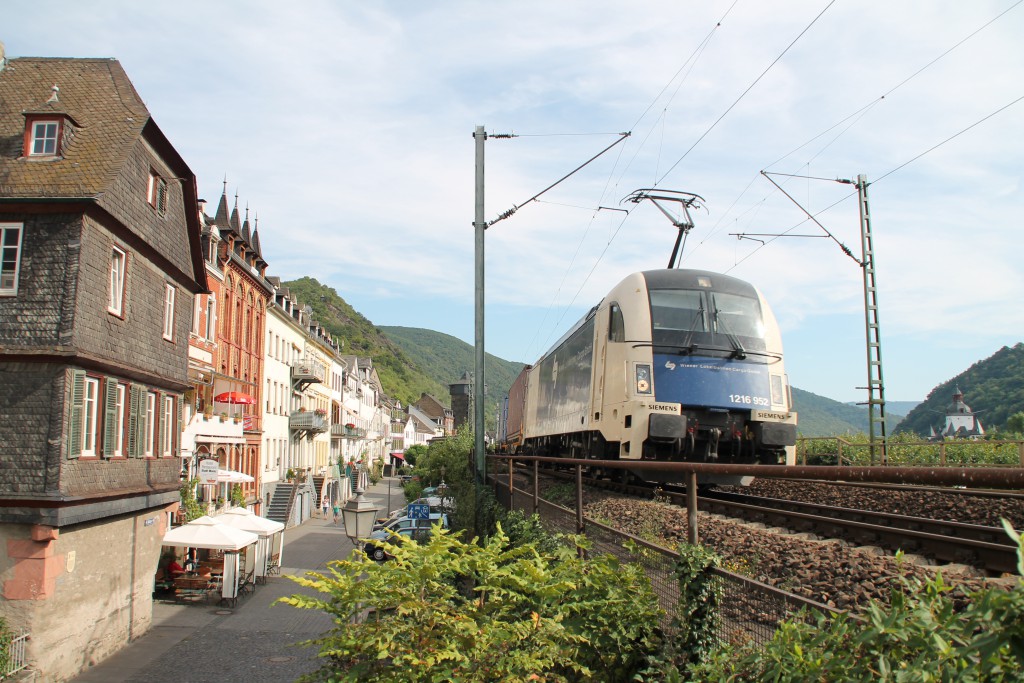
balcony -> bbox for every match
[291,360,325,392]
[289,410,327,438]
[331,423,367,440]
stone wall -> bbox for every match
[0,504,174,682]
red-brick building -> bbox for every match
[211,189,271,510]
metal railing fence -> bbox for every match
[2,632,29,679]
[501,479,841,649]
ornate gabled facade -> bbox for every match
[930,386,985,440]
[0,56,207,680]
[211,188,273,512]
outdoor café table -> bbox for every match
[173,575,215,603]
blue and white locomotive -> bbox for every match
[508,268,797,485]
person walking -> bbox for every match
[322,498,329,519]
[333,502,341,525]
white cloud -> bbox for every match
[4,0,1022,400]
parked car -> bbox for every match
[363,513,449,562]
[373,496,453,529]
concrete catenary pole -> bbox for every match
[473,126,486,487]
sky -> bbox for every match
[4,1,1023,404]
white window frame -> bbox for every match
[30,120,59,156]
[192,294,202,336]
[161,396,174,457]
[115,383,126,457]
[82,377,100,457]
[205,296,216,340]
[0,223,24,296]
[109,246,126,315]
[163,283,176,341]
[145,392,156,457]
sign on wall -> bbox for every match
[198,458,219,485]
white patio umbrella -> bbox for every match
[162,516,258,604]
[217,508,286,582]
[162,516,258,551]
[217,469,255,483]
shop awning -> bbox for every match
[215,391,256,405]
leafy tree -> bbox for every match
[278,525,664,682]
[403,443,427,467]
[1006,411,1024,436]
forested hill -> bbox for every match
[380,326,526,409]
[896,343,1024,436]
[791,387,904,437]
[281,278,449,405]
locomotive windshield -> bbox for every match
[649,288,766,355]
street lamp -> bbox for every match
[342,480,379,543]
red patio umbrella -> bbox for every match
[214,391,256,405]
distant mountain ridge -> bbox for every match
[895,343,1024,436]
[793,387,904,437]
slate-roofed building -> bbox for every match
[0,52,207,680]
[414,392,454,436]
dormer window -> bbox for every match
[23,116,66,158]
[31,120,59,155]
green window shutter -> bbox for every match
[67,369,85,459]
[158,395,167,456]
[176,396,184,457]
[128,385,142,458]
[102,379,118,457]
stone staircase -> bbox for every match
[266,483,296,525]
[312,475,326,506]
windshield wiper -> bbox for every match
[711,295,747,359]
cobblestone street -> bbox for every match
[72,478,400,683]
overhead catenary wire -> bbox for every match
[726,92,1024,272]
[700,1,1022,267]
[654,0,837,188]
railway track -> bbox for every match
[696,489,1019,575]
[537,467,1019,575]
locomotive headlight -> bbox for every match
[770,374,784,407]
[635,364,652,395]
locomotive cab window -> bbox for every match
[608,303,625,342]
[649,288,766,352]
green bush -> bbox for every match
[0,616,13,675]
[279,525,664,682]
[689,525,1024,682]
[799,431,1022,467]
[179,478,204,521]
[230,483,246,508]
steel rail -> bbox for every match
[490,454,1024,489]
